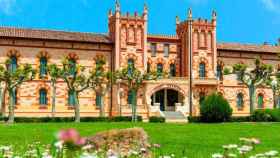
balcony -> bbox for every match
[193,78,218,85]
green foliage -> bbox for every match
[1,116,143,123]
[149,116,166,123]
[187,116,201,123]
[115,64,158,122]
[200,93,233,123]
[251,109,280,122]
[229,116,251,122]
[232,58,273,114]
[223,67,231,75]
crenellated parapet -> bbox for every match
[108,1,148,70]
[176,9,217,79]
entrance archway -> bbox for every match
[151,89,184,111]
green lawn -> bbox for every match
[0,122,279,157]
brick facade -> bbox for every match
[0,2,279,119]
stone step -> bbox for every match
[161,111,188,123]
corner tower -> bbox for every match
[176,9,217,78]
[109,1,148,71]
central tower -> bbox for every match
[108,1,148,71]
[176,9,217,78]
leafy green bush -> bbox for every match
[251,109,280,122]
[200,93,233,122]
[149,116,165,123]
[187,116,201,123]
[2,116,143,123]
[229,116,251,122]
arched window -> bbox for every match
[157,63,163,76]
[9,56,17,72]
[39,57,47,78]
[68,90,76,106]
[69,58,76,76]
[96,94,102,107]
[199,92,206,105]
[128,59,134,76]
[216,65,222,80]
[127,90,133,105]
[169,64,176,77]
[237,93,244,109]
[257,94,264,108]
[199,63,206,78]
[39,88,47,105]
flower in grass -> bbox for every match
[237,145,253,154]
[57,128,86,146]
[153,143,161,148]
[212,153,224,158]
[54,141,63,149]
[265,150,279,157]
[223,144,238,150]
[251,138,260,145]
[227,153,237,158]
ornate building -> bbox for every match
[0,2,279,120]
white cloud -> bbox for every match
[0,0,16,15]
[261,0,280,14]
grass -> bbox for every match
[0,122,280,157]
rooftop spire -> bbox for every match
[176,16,180,25]
[115,0,120,12]
[212,10,217,20]
[188,8,192,20]
[144,3,148,14]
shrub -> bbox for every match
[149,116,165,123]
[229,116,251,122]
[187,116,201,123]
[251,109,280,122]
[1,116,143,123]
[200,93,233,122]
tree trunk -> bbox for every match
[99,95,104,117]
[249,85,256,115]
[1,87,7,117]
[51,82,56,118]
[0,87,3,115]
[272,89,277,109]
[7,89,15,123]
[74,91,80,123]
[131,89,137,122]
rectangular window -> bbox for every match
[164,44,169,57]
[151,43,157,57]
[96,95,102,107]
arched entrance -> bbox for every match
[151,89,184,111]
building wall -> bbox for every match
[0,38,113,117]
[218,50,278,116]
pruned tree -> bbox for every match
[60,58,90,122]
[116,64,157,122]
[89,56,113,117]
[232,58,272,114]
[47,64,62,117]
[0,59,36,123]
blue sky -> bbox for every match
[0,0,279,44]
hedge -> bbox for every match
[149,116,165,123]
[0,116,143,123]
[251,109,280,122]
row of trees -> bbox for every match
[229,58,279,114]
[0,56,158,123]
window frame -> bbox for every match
[39,88,48,105]
[163,44,170,57]
[199,62,206,78]
[151,43,157,57]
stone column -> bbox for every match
[164,89,167,111]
